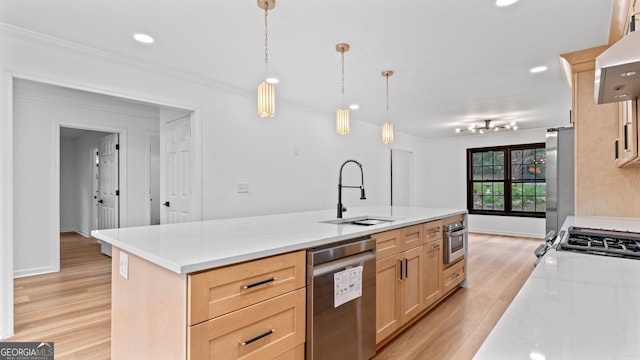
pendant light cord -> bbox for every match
[264,3,269,80]
[341,50,345,106]
[385,74,390,121]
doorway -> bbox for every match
[1,76,203,339]
[391,149,414,206]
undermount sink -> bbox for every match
[320,215,400,226]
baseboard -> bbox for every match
[14,265,56,279]
[469,228,544,239]
[59,227,76,233]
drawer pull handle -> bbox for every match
[239,329,275,346]
[243,277,277,290]
[453,273,461,279]
[432,244,440,249]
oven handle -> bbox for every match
[445,228,467,236]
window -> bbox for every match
[467,143,546,218]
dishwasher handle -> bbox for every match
[308,236,376,266]
[311,250,376,277]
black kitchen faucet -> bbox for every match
[337,159,366,218]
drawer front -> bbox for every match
[423,220,443,244]
[188,289,306,360]
[188,251,305,325]
[443,214,465,226]
[443,259,465,294]
[373,228,403,259]
[402,224,424,251]
[273,344,304,360]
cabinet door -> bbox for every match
[617,99,639,166]
[376,255,401,344]
[423,240,442,309]
[400,245,424,324]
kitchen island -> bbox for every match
[92,206,468,359]
[474,216,640,359]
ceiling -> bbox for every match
[0,0,613,139]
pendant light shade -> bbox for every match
[257,0,276,118]
[258,80,275,118]
[381,70,394,144]
[382,121,394,144]
[336,43,350,135]
[337,108,350,135]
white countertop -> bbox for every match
[474,216,640,360]
[92,206,465,274]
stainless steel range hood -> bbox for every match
[595,30,640,104]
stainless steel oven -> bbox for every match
[444,221,466,264]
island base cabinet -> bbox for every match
[187,289,306,360]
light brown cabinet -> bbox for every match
[187,251,306,360]
[616,99,640,167]
[443,258,466,295]
[373,225,425,344]
[422,239,442,309]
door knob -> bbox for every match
[163,202,170,207]
[97,199,104,204]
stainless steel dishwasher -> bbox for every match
[306,236,376,360]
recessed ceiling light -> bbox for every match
[530,66,548,73]
[349,104,360,110]
[133,33,154,44]
[496,0,518,6]
[266,77,279,84]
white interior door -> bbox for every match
[391,149,414,206]
[162,116,192,224]
[97,133,119,229]
[91,146,100,231]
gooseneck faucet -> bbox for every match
[337,159,366,218]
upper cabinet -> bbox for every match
[616,99,640,166]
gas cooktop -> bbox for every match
[557,226,640,259]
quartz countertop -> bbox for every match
[473,216,640,360]
[91,206,466,274]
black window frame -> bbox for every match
[467,143,546,218]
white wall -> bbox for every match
[59,136,78,232]
[12,78,160,277]
[419,128,549,238]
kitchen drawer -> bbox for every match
[443,259,465,294]
[373,228,403,259]
[402,224,424,251]
[188,251,305,325]
[273,344,304,360]
[423,220,443,244]
[188,288,306,360]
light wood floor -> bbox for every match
[4,232,111,359]
[2,232,540,360]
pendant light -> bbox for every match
[257,0,276,118]
[336,43,350,135]
[381,70,394,144]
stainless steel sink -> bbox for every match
[319,215,400,226]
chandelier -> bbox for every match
[257,0,276,118]
[455,119,518,134]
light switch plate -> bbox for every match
[119,252,129,279]
[237,182,250,193]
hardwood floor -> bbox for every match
[373,233,540,360]
[3,232,111,359]
[2,232,540,360]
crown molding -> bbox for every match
[0,23,330,118]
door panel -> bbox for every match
[164,116,192,224]
[98,133,119,230]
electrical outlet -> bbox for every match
[237,182,250,193]
[119,252,129,279]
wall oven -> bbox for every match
[444,221,466,264]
